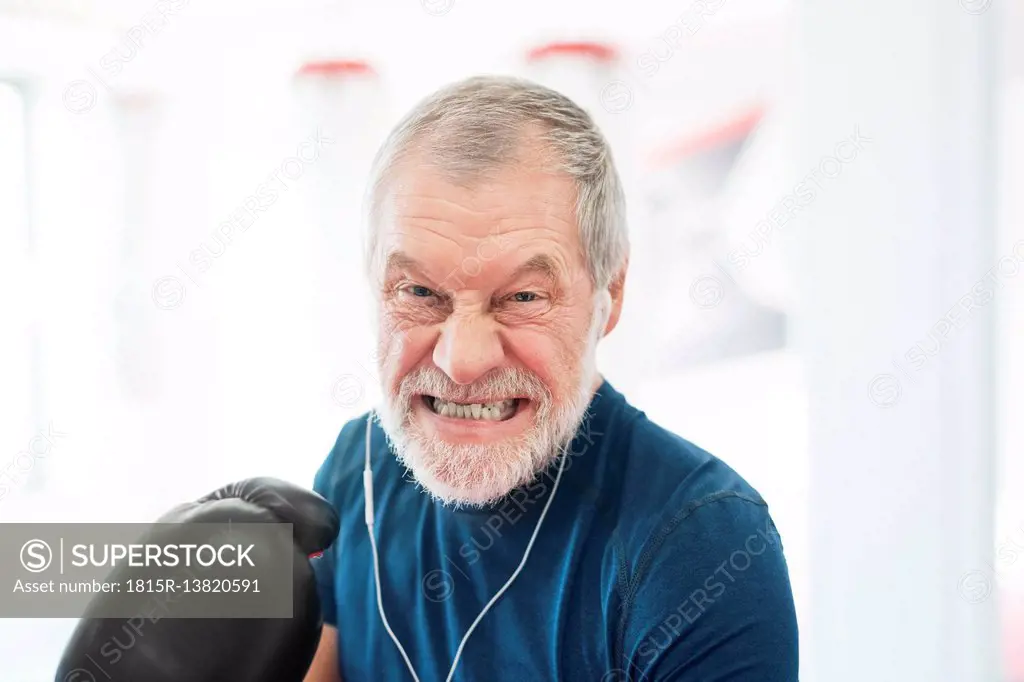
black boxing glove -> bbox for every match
[55,477,340,682]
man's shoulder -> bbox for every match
[312,411,375,503]
[606,406,797,678]
[606,402,776,573]
[613,405,767,520]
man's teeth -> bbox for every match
[431,398,515,421]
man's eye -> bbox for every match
[511,291,538,303]
[406,285,436,298]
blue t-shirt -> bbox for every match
[312,381,798,681]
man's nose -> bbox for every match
[433,312,505,385]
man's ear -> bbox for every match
[602,258,628,337]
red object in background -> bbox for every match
[296,60,376,78]
[1005,593,1024,681]
[647,104,766,170]
[525,41,619,64]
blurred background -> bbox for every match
[0,0,1020,679]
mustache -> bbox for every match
[397,367,550,404]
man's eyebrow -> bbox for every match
[510,254,563,282]
[384,250,422,274]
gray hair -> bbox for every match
[363,74,629,291]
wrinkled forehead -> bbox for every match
[374,157,584,283]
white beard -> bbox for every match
[377,296,608,509]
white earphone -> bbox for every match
[363,411,569,682]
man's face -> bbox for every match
[374,146,610,508]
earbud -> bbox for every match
[364,413,375,527]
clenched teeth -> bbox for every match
[429,397,517,421]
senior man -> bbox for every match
[55,75,797,682]
[303,75,798,681]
